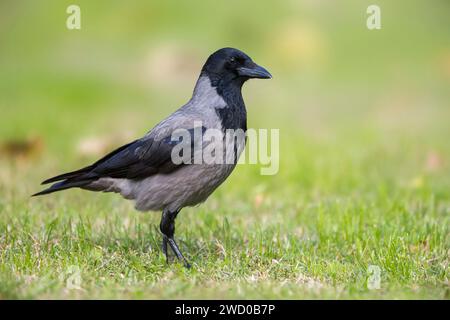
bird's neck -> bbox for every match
[192,74,247,131]
[193,73,243,98]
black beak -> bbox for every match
[237,62,272,79]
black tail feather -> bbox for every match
[41,166,93,184]
[32,179,91,197]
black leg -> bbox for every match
[160,209,191,268]
[162,236,168,263]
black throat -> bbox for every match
[208,73,247,132]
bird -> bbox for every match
[33,47,272,268]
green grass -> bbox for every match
[0,0,449,299]
[1,127,449,299]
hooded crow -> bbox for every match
[33,47,272,267]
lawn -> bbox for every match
[0,0,449,299]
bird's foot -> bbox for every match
[162,235,191,268]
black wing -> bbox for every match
[33,127,205,196]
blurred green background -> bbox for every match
[0,0,449,299]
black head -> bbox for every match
[201,48,271,87]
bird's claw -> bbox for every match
[162,235,191,268]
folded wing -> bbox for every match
[33,127,205,196]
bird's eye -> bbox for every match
[229,57,236,63]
